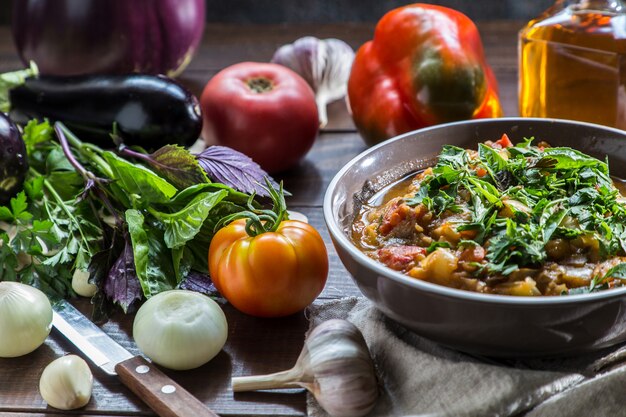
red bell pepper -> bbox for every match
[347,4,502,146]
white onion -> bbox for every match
[287,210,309,223]
[39,355,93,410]
[133,290,228,370]
[0,281,52,358]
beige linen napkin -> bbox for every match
[305,297,626,417]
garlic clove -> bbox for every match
[71,269,97,298]
[39,354,93,410]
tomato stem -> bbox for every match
[214,178,287,237]
[246,77,274,93]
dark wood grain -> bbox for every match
[0,20,521,417]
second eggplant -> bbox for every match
[9,74,202,149]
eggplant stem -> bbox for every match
[232,367,303,392]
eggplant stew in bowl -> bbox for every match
[351,134,626,297]
[324,118,626,356]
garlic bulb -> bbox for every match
[0,281,52,358]
[71,269,97,297]
[39,355,93,410]
[272,37,355,128]
[232,319,378,417]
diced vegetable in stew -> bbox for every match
[352,135,626,296]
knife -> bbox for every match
[52,299,219,417]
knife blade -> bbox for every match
[52,299,219,417]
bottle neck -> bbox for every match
[570,0,626,13]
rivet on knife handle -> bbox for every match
[115,356,219,417]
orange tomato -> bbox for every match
[208,219,328,317]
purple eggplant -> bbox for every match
[9,74,203,149]
[12,0,205,77]
[0,113,28,205]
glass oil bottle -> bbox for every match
[519,0,626,128]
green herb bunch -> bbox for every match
[0,120,258,317]
[406,138,626,291]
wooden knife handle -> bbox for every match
[115,356,219,417]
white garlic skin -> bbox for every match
[272,36,355,127]
[231,319,378,416]
[39,355,93,410]
[71,269,97,297]
[301,319,379,417]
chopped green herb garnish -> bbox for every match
[404,138,626,283]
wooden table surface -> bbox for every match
[0,21,523,416]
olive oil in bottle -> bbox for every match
[519,0,626,128]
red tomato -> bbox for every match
[208,219,328,318]
[200,62,319,173]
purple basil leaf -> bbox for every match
[104,239,142,313]
[120,145,208,190]
[148,145,208,189]
[195,146,279,197]
[88,225,124,322]
[179,270,221,298]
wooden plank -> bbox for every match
[0,22,522,71]
[0,300,309,417]
[185,22,522,72]
[496,69,519,117]
[0,413,126,417]
[279,132,368,207]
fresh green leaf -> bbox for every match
[150,190,228,249]
[436,145,468,169]
[427,241,451,253]
[604,263,626,280]
[125,209,177,298]
[46,147,75,172]
[103,152,177,205]
[478,143,507,173]
[539,148,609,173]
[141,145,209,190]
[467,177,501,206]
[405,184,430,207]
[10,192,31,224]
[0,62,37,113]
[24,176,44,201]
[169,182,251,208]
[22,119,53,154]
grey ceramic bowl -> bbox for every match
[324,117,626,357]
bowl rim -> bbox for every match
[323,117,626,306]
